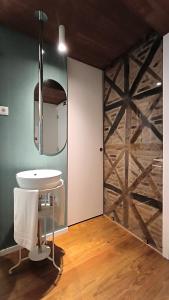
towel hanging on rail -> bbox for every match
[14,188,39,251]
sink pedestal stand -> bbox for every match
[9,182,64,275]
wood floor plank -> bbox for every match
[0,216,169,300]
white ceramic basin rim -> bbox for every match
[16,169,62,190]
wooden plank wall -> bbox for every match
[104,33,163,252]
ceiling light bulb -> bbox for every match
[58,42,67,53]
[156,82,162,86]
[58,25,67,54]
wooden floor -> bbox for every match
[1,216,169,300]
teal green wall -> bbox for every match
[0,26,67,250]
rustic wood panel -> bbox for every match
[104,33,163,252]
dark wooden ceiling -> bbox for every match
[0,0,169,69]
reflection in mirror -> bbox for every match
[34,79,67,155]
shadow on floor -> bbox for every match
[0,242,65,300]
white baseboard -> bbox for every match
[0,226,68,257]
[0,244,20,256]
[45,226,68,238]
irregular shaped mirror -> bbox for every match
[34,79,67,155]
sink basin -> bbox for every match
[16,169,62,190]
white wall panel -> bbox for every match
[67,58,103,225]
[163,34,169,259]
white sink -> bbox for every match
[16,169,62,190]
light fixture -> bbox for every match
[156,82,162,86]
[58,25,67,53]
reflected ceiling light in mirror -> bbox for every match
[58,25,67,53]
